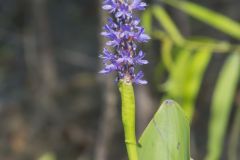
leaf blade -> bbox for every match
[206,52,240,160]
[164,1,240,39]
[138,100,190,160]
[152,6,184,45]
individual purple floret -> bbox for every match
[100,0,150,85]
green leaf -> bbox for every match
[164,0,240,39]
[165,47,212,120]
[184,37,231,53]
[206,52,240,160]
[137,100,190,160]
[141,8,152,34]
[164,48,192,99]
[161,37,174,71]
[164,47,212,120]
[152,6,184,45]
[182,47,213,120]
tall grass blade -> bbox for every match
[164,0,240,39]
[206,52,240,160]
[152,6,184,45]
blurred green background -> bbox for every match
[0,0,239,160]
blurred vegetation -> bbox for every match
[142,0,240,159]
[0,0,239,160]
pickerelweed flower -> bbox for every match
[100,0,150,85]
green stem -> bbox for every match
[119,81,138,160]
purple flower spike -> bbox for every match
[133,71,148,85]
[131,0,147,10]
[99,0,150,85]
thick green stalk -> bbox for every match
[119,81,138,160]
